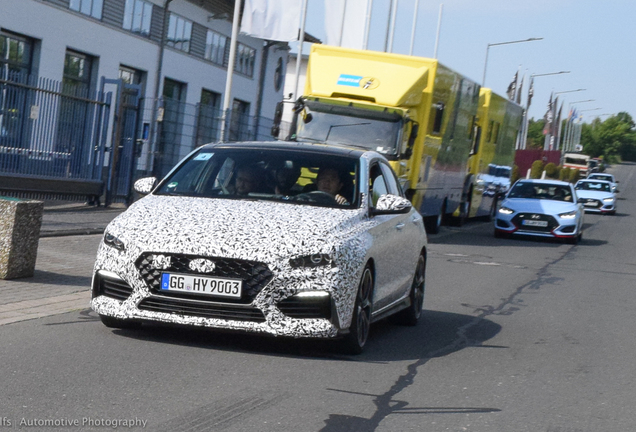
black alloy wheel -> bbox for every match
[341,266,373,354]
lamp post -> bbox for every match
[482,37,543,86]
[520,70,570,149]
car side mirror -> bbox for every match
[371,194,412,215]
[134,177,157,195]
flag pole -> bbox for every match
[433,3,443,59]
[387,0,398,52]
[409,0,419,55]
[220,0,243,142]
[363,0,373,50]
[293,0,308,100]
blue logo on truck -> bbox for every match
[337,74,362,87]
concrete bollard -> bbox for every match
[0,197,44,279]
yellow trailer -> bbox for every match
[277,45,481,233]
[462,88,523,220]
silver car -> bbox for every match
[91,142,428,354]
[494,179,584,244]
[575,179,617,214]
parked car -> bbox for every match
[91,141,428,354]
[574,179,617,214]
[494,179,584,244]
[587,172,619,193]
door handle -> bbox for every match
[395,223,405,230]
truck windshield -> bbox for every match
[296,102,403,156]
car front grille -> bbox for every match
[278,295,332,319]
[512,213,559,232]
[94,273,134,301]
[135,253,273,304]
[580,198,602,209]
[138,296,266,322]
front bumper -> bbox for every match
[495,215,579,239]
[91,247,359,339]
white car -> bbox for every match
[575,179,617,214]
[587,173,619,193]
[494,179,584,244]
[91,142,428,354]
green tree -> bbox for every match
[526,118,546,149]
[581,112,636,162]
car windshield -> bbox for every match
[155,148,360,209]
[576,181,611,192]
[508,183,573,202]
[296,101,403,156]
[589,174,613,182]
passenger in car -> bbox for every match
[234,164,264,195]
[316,167,350,205]
[274,164,302,196]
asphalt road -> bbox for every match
[1,164,635,432]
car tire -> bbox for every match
[392,255,426,326]
[99,314,141,329]
[341,266,373,355]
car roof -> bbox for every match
[515,179,572,187]
[199,140,370,159]
[577,179,612,184]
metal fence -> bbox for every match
[1,72,284,203]
[0,74,110,181]
[149,97,280,179]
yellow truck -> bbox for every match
[274,45,522,233]
[463,88,523,220]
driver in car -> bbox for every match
[316,167,350,205]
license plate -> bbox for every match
[523,219,548,227]
[584,202,597,207]
[161,273,242,299]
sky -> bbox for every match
[290,0,636,123]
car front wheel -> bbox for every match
[341,266,373,355]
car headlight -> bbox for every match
[558,211,577,219]
[103,232,125,251]
[603,197,614,203]
[289,253,333,268]
[498,206,514,215]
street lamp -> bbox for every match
[520,70,570,149]
[555,89,586,95]
[482,37,543,86]
[530,71,569,78]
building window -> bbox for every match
[69,0,103,20]
[166,13,192,53]
[229,99,250,141]
[123,0,152,36]
[197,89,221,145]
[63,50,93,95]
[0,31,34,81]
[234,43,255,77]
[205,30,228,66]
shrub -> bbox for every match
[511,165,520,183]
[559,167,570,181]
[530,160,544,179]
[569,169,580,183]
[544,162,559,178]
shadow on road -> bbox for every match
[92,308,501,363]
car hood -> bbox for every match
[105,195,367,262]
[501,198,579,214]
[575,190,613,200]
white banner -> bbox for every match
[241,0,302,42]
[324,0,369,49]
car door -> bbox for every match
[367,161,419,311]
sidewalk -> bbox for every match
[0,201,126,325]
